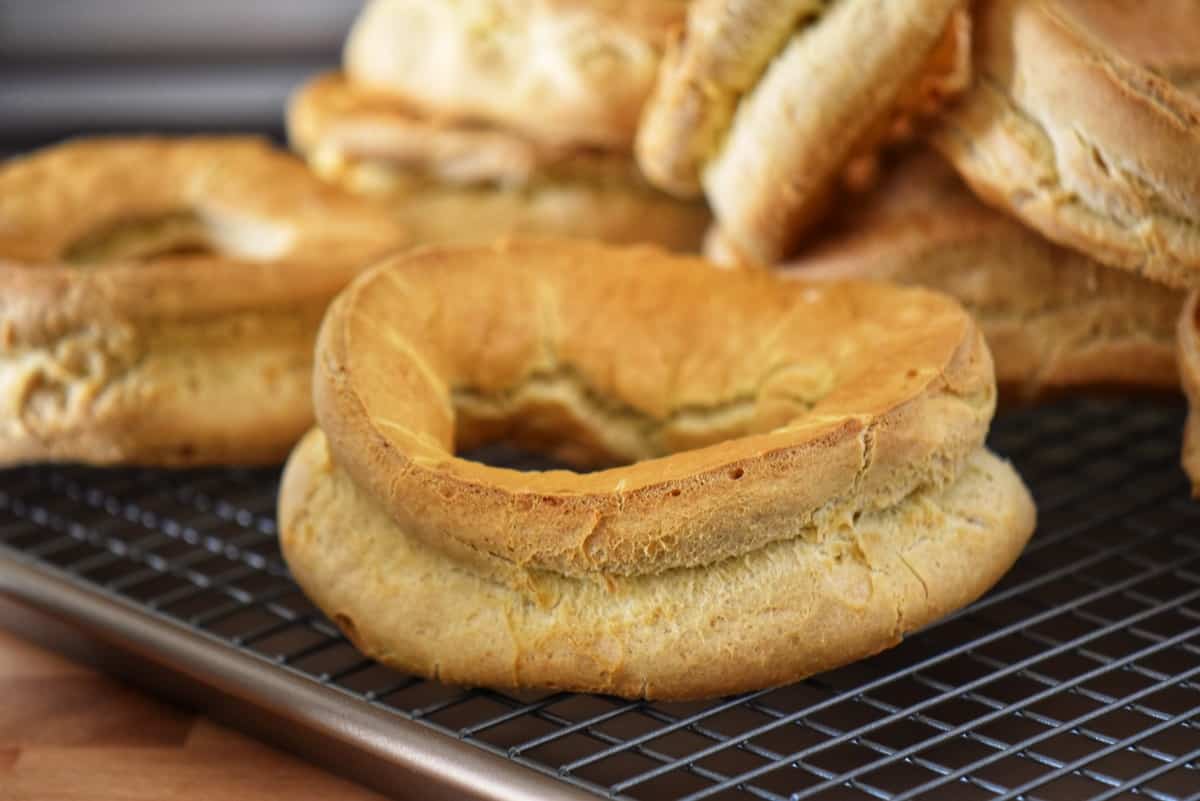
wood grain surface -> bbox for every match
[0,601,386,801]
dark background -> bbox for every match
[1,1,362,150]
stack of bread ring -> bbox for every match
[5,0,1199,700]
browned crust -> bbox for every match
[932,0,1200,288]
[343,0,687,150]
[0,136,408,266]
[287,73,604,186]
[1062,0,1200,84]
[0,137,408,466]
[280,430,1035,699]
[1180,291,1200,495]
[313,239,996,582]
[773,150,1183,402]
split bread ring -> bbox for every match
[279,240,1037,699]
[343,0,689,151]
[776,151,1183,402]
[0,137,407,466]
[931,0,1200,288]
[635,0,970,265]
[1181,291,1200,496]
[288,73,709,251]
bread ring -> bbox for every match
[773,151,1183,402]
[0,137,407,466]
[931,0,1200,288]
[279,240,1036,699]
[288,73,709,251]
[635,0,969,265]
[344,0,688,151]
[1180,291,1200,495]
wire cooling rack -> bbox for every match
[2,396,1199,800]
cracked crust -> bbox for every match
[0,137,408,466]
[1180,291,1200,495]
[344,0,687,151]
[769,150,1183,402]
[280,430,1035,699]
[287,73,710,251]
[931,0,1200,288]
[636,0,967,264]
[311,239,997,583]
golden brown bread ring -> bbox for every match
[287,73,710,251]
[1181,291,1200,495]
[310,239,998,583]
[932,0,1200,288]
[283,239,1035,698]
[0,137,407,466]
[770,150,1184,402]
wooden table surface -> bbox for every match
[0,599,386,801]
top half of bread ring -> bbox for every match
[0,136,407,344]
[287,72,648,193]
[312,239,996,587]
[286,73,711,253]
[932,0,1200,289]
[635,0,970,265]
[344,0,688,152]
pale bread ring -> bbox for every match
[283,239,1034,698]
[0,137,407,466]
[343,0,689,151]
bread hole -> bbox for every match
[66,212,214,262]
[458,441,606,473]
[64,209,292,264]
[450,357,839,479]
[668,488,682,498]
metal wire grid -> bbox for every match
[1,397,1199,800]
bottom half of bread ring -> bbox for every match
[758,152,1184,403]
[279,430,1036,700]
[0,303,325,466]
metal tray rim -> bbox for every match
[0,549,598,801]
